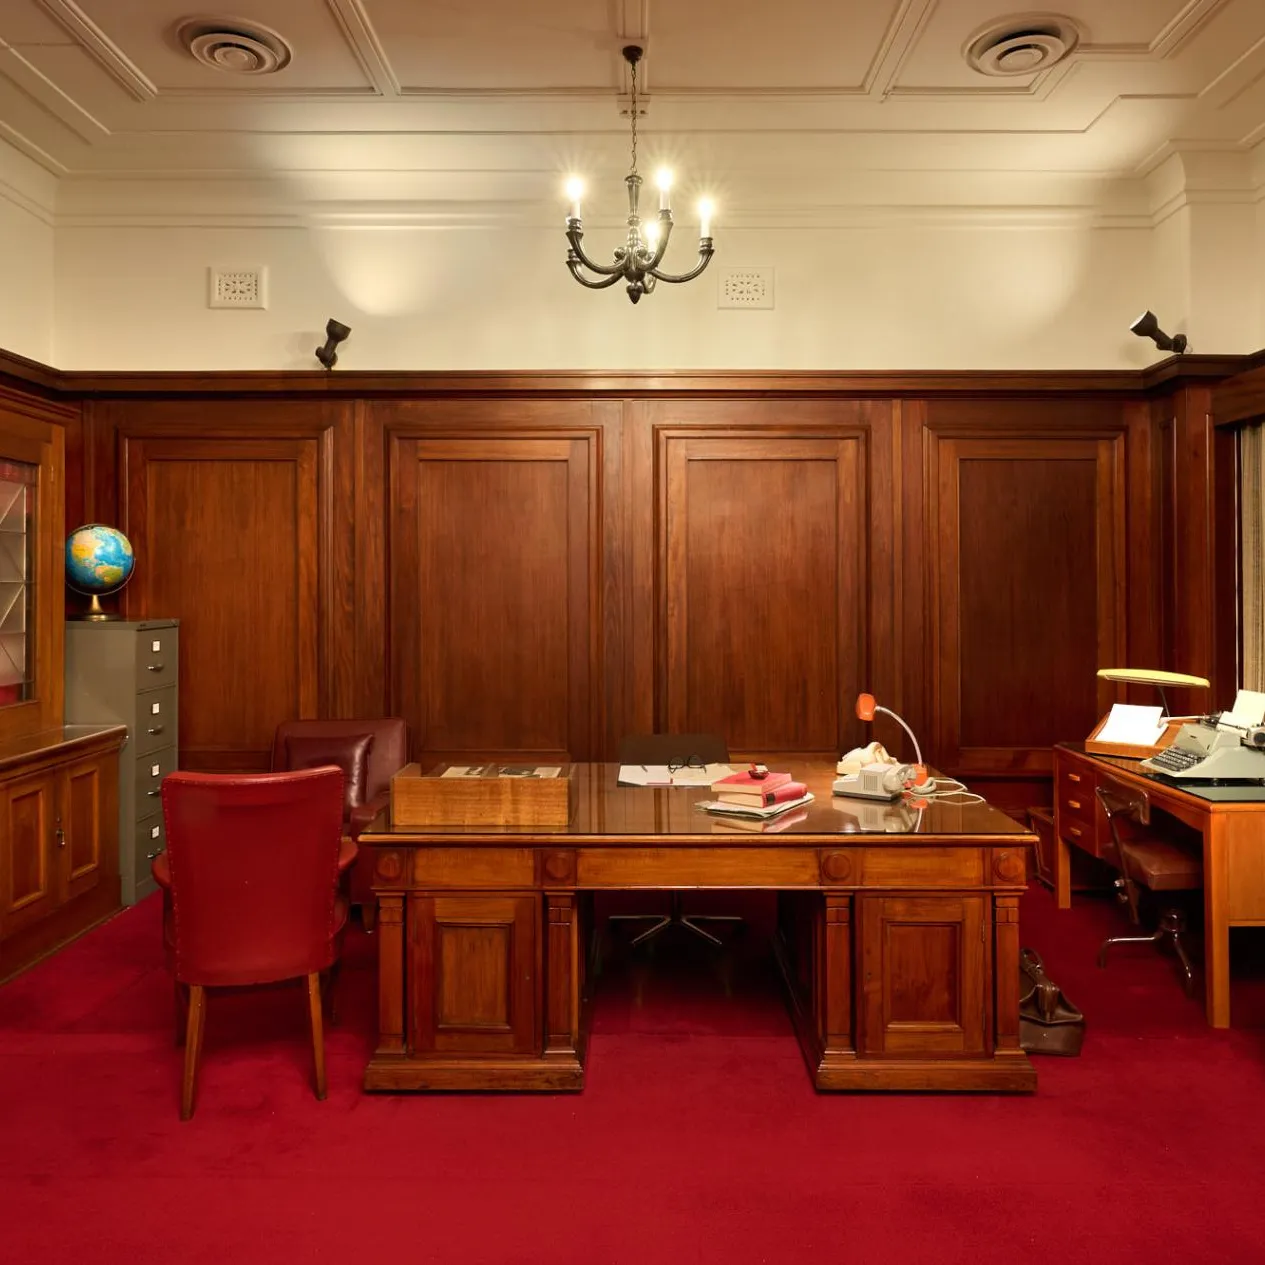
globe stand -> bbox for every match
[77,594,121,622]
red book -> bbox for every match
[709,769,793,795]
[716,780,807,807]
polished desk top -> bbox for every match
[361,759,1030,841]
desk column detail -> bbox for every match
[375,885,406,1059]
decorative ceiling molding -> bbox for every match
[0,175,55,225]
[34,0,156,102]
[326,0,399,97]
[0,42,109,141]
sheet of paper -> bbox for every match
[1094,703,1166,746]
[1221,689,1265,730]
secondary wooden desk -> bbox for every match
[359,760,1037,1094]
[1053,742,1265,1027]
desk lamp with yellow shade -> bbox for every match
[1088,667,1211,758]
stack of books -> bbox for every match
[699,768,813,821]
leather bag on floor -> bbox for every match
[1018,948,1085,1056]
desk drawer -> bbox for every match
[1058,767,1095,823]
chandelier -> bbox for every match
[563,45,715,304]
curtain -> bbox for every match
[1243,423,1265,691]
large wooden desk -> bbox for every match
[1053,742,1265,1027]
[360,760,1037,1093]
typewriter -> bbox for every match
[1140,716,1265,783]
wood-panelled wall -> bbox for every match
[37,367,1236,813]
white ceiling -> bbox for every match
[2,0,1265,220]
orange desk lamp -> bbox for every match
[855,692,930,788]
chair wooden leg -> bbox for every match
[180,985,206,1121]
[306,972,327,1101]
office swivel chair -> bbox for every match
[1095,783,1203,996]
[611,732,740,947]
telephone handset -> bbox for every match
[837,741,894,775]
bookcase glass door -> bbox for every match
[0,458,36,708]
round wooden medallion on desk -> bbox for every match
[819,850,853,884]
[374,850,404,883]
[992,849,1026,885]
[540,850,577,885]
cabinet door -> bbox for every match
[0,770,59,937]
[59,756,112,902]
[409,894,539,1056]
[859,894,987,1057]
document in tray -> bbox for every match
[617,763,733,787]
[697,792,815,819]
[441,764,562,779]
[1093,704,1166,747]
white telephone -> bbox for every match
[834,742,914,802]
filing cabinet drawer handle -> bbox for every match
[147,663,165,672]
[146,789,160,797]
[147,724,164,735]
[1067,826,1083,838]
[1067,798,1082,810]
[146,849,164,860]
[1067,772,1082,783]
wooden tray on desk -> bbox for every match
[391,762,574,827]
[1085,714,1183,760]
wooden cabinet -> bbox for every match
[858,894,987,1057]
[409,893,539,1056]
[0,726,126,982]
[65,620,180,904]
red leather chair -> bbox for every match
[153,767,355,1120]
[270,718,408,930]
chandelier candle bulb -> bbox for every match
[565,177,584,221]
[699,199,713,239]
[656,168,672,210]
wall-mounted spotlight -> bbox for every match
[1129,310,1188,354]
[315,318,351,369]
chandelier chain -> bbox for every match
[629,57,638,177]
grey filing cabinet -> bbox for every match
[64,620,179,904]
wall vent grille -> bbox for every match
[719,267,774,309]
[208,266,267,309]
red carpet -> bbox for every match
[3,885,1265,1263]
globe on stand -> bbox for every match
[66,523,135,621]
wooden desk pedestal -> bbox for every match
[361,763,1036,1094]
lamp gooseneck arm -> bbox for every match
[875,704,923,770]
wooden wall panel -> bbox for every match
[123,437,322,769]
[919,402,1133,783]
[85,400,347,770]
[660,432,865,754]
[383,402,605,763]
[43,378,1202,800]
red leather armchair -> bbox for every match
[153,767,354,1120]
[270,718,408,929]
